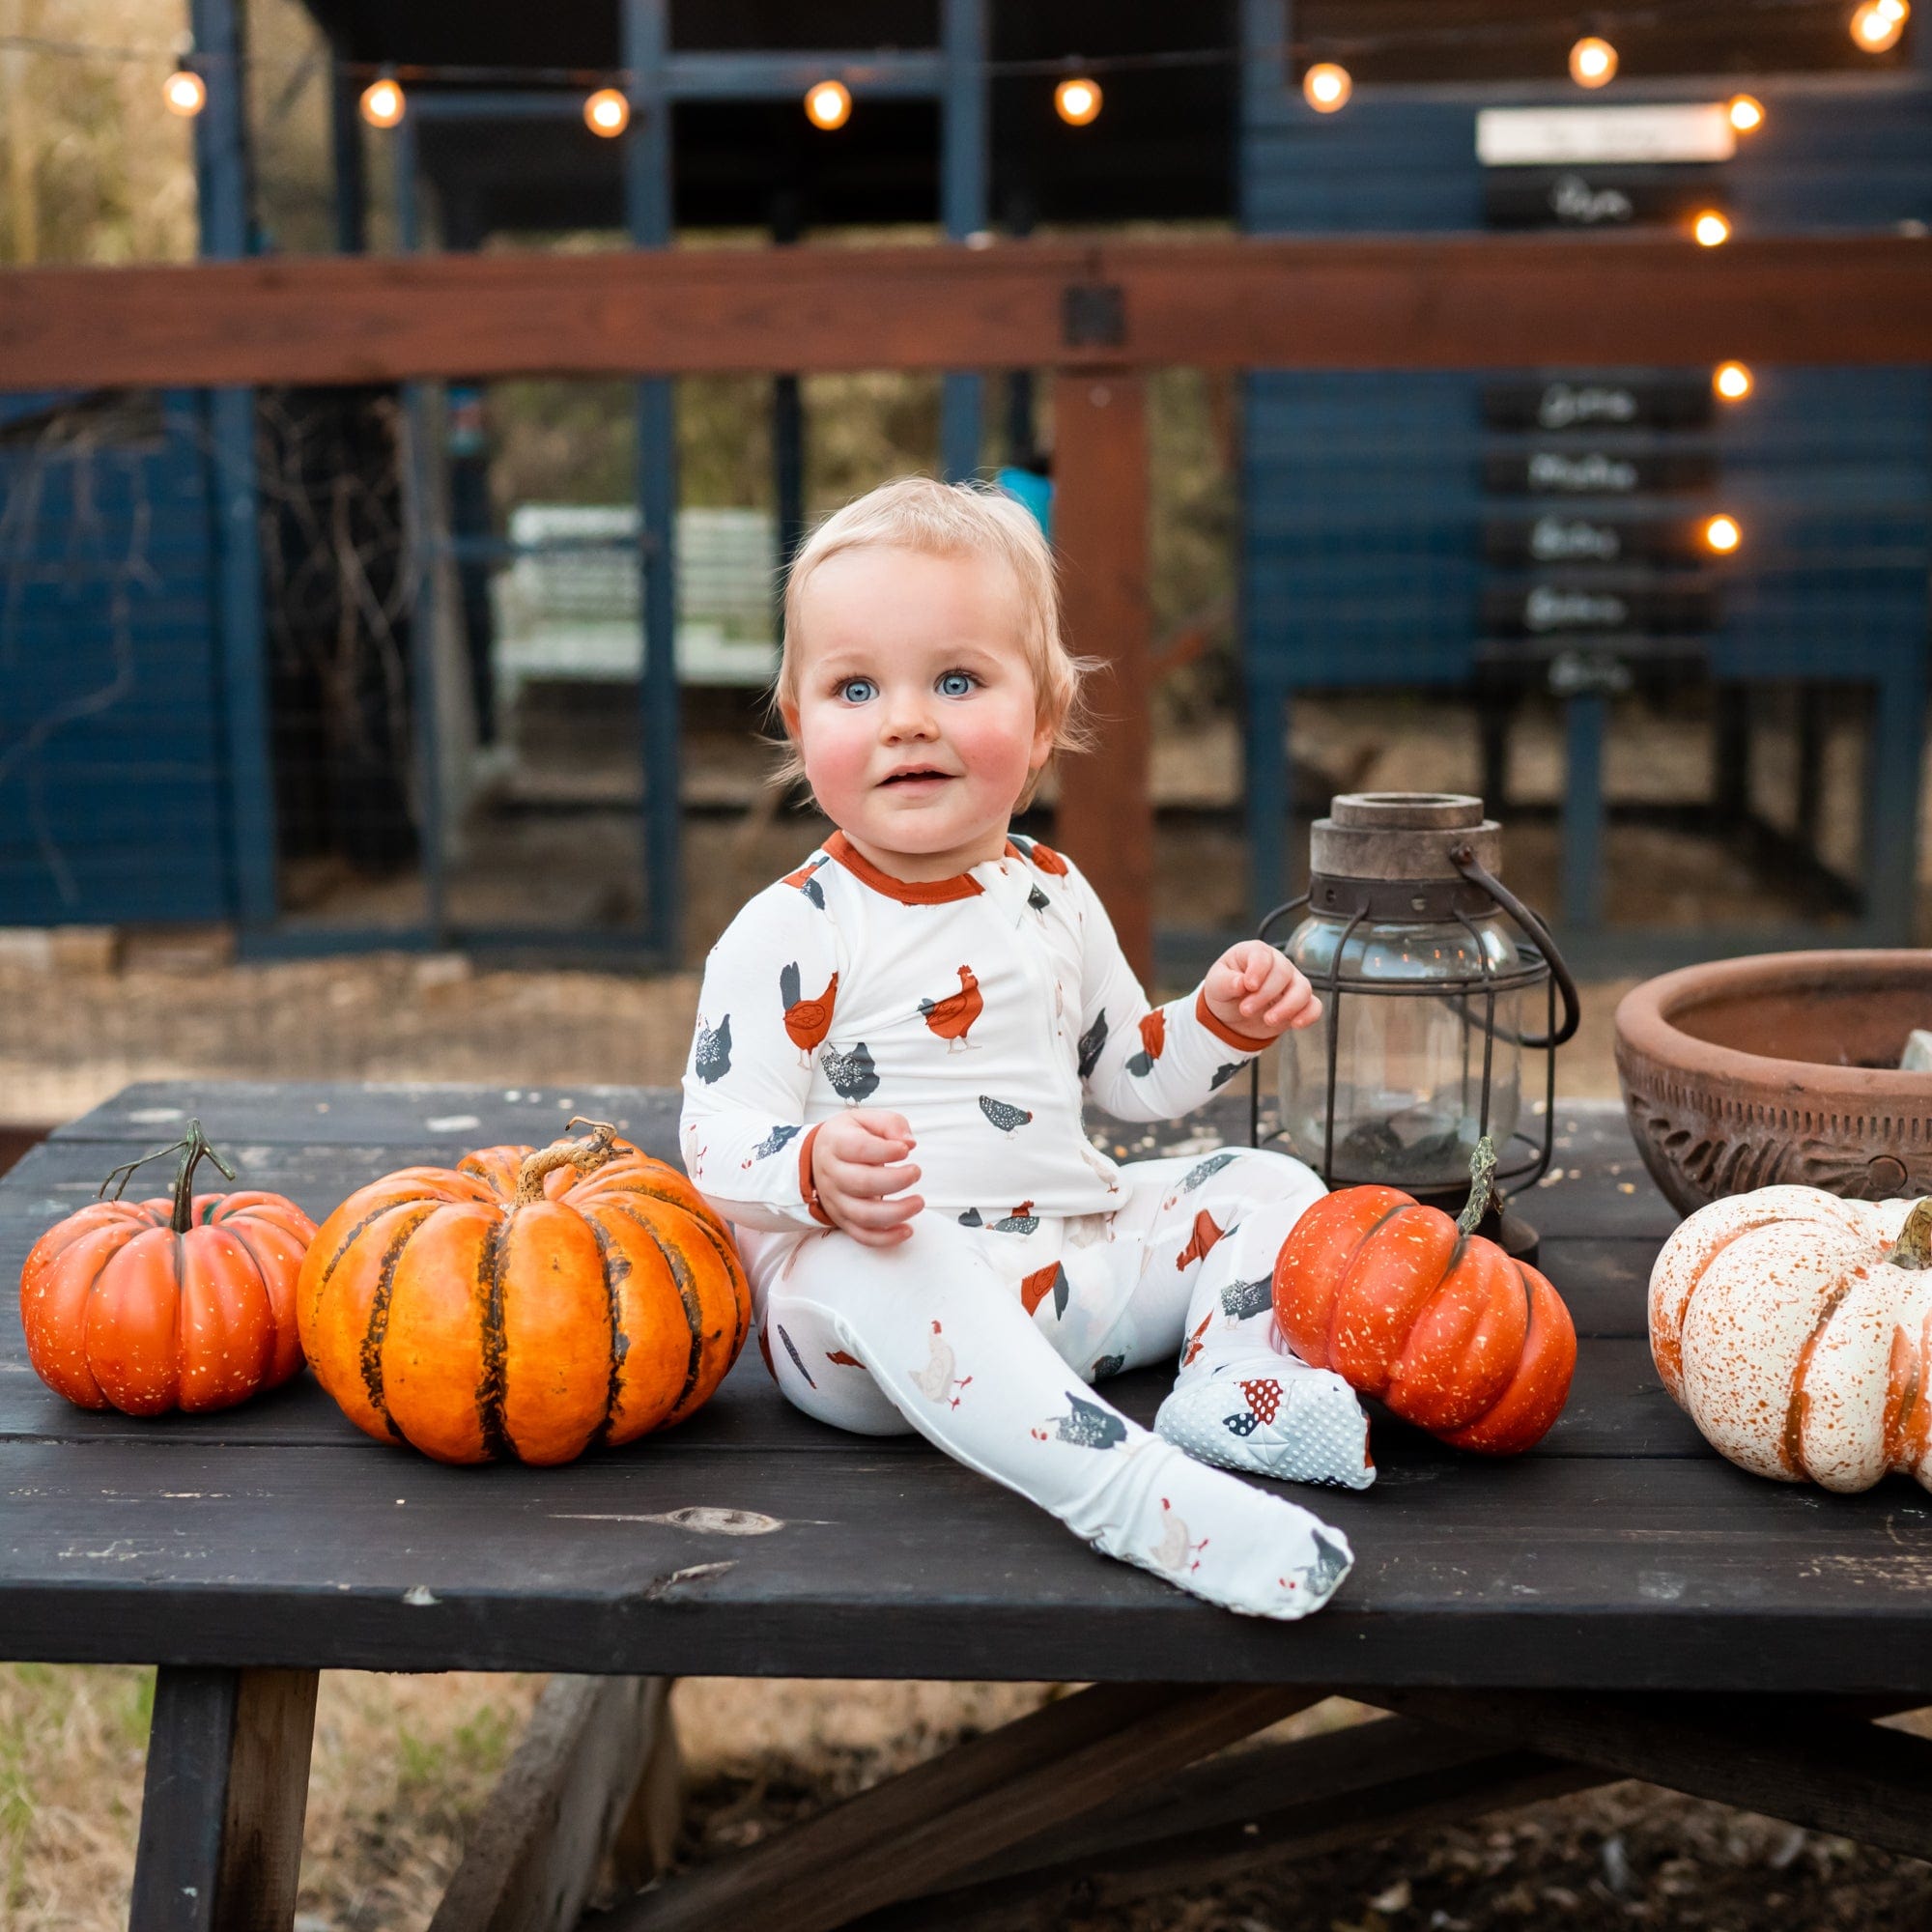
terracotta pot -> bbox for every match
[1614,950,1932,1215]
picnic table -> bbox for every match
[5,1081,1931,1932]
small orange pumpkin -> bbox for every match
[19,1122,315,1415]
[1272,1141,1577,1455]
[297,1120,751,1464]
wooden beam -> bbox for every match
[427,1675,680,1932]
[601,1682,1319,1932]
[1375,1688,1932,1862]
[128,1665,318,1932]
[1,235,1925,388]
[1052,369,1152,983]
[857,1715,1606,1930]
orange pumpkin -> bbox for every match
[19,1122,315,1415]
[1272,1143,1577,1455]
[297,1121,751,1464]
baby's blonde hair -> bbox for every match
[770,475,1094,808]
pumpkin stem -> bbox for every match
[1455,1134,1501,1238]
[98,1119,236,1233]
[513,1120,622,1207]
[1887,1198,1932,1271]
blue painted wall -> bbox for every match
[0,391,233,923]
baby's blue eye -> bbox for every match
[937,670,977,697]
[838,677,878,703]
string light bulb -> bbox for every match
[1568,36,1618,87]
[1692,210,1731,247]
[1727,94,1765,133]
[1054,75,1102,126]
[805,78,852,129]
[584,87,629,137]
[1702,514,1743,554]
[360,73,406,128]
[162,63,207,118]
[1713,361,1753,402]
[1302,63,1352,113]
[1851,0,1909,50]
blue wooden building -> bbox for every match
[2,1,1926,961]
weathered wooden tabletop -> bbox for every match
[4,1082,1928,1693]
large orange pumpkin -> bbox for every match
[297,1121,751,1464]
[19,1122,315,1415]
[1272,1144,1577,1455]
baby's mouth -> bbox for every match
[881,768,952,786]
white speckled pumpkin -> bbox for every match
[1649,1186,1932,1492]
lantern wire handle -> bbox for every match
[1456,1134,1501,1237]
[1449,845,1581,1048]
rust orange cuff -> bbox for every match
[797,1122,834,1225]
[1195,986,1279,1055]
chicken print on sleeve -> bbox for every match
[780,961,838,1066]
[919,966,983,1050]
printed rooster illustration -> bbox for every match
[1031,1390,1125,1449]
[1020,1261,1070,1319]
[991,1201,1038,1234]
[820,1040,880,1105]
[918,964,983,1050]
[780,960,838,1065]
[745,1122,801,1168]
[1151,1497,1208,1573]
[1125,1009,1166,1078]
[912,1320,971,1407]
[1077,1010,1109,1079]
[1175,1208,1228,1271]
[781,853,831,909]
[693,1012,733,1084]
[979,1094,1034,1137]
[1162,1150,1240,1210]
[1220,1274,1273,1321]
[1011,834,1069,876]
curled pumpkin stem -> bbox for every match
[514,1120,622,1206]
[1456,1134,1501,1238]
[99,1119,237,1235]
[1888,1197,1932,1271]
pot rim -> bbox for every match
[1613,949,1932,1096]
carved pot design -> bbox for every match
[1614,951,1932,1217]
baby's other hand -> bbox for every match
[810,1109,923,1248]
[1202,940,1322,1038]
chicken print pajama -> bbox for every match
[681,831,1371,1622]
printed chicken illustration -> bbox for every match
[979,1095,1034,1136]
[1012,834,1069,876]
[781,853,830,908]
[1021,1261,1070,1319]
[1027,885,1051,916]
[1126,1009,1167,1078]
[1209,1061,1243,1091]
[780,960,838,1065]
[693,1012,733,1084]
[1175,1208,1227,1271]
[744,1121,800,1168]
[1219,1274,1273,1321]
[1031,1391,1125,1448]
[991,1201,1038,1234]
[918,965,983,1050]
[1077,1010,1109,1079]
[912,1320,971,1407]
[819,1041,879,1104]
[1151,1497,1207,1573]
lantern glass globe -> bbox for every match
[1568,36,1617,87]
[1302,63,1351,112]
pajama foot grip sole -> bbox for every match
[1154,1361,1377,1492]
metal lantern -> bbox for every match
[1252,793,1580,1255]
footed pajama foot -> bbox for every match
[1088,1440,1354,1621]
[1155,1351,1375,1492]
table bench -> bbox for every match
[4,1082,1930,1931]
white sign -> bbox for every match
[1477,103,1737,167]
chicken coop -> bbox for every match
[1,1,1927,971]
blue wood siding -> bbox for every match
[0,391,232,923]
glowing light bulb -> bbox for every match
[1302,63,1351,113]
[1054,76,1102,126]
[1703,514,1742,554]
[584,88,629,137]
[805,79,852,130]
[1727,94,1765,133]
[1693,210,1731,247]
[360,75,406,128]
[1569,36,1618,87]
[163,65,207,118]
[1852,0,1908,49]
[1713,361,1753,402]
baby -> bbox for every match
[680,476,1372,1622]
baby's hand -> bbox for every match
[810,1110,923,1248]
[1202,940,1322,1038]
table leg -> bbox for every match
[128,1666,319,1932]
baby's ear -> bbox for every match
[780,700,803,742]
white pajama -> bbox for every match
[682,833,1370,1619]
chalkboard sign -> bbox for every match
[1483,378,1713,432]
[1483,167,1723,230]
[1481,581,1716,637]
[1482,515,1718,567]
[1483,449,1719,496]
